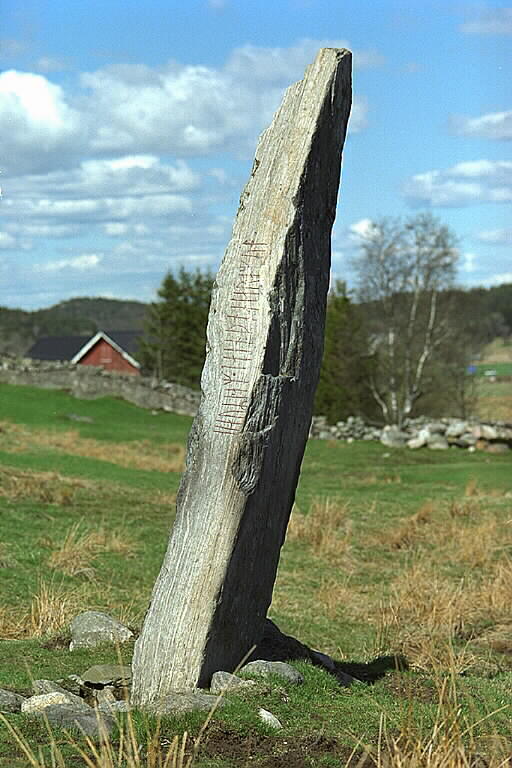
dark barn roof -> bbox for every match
[28,334,89,361]
[28,330,143,364]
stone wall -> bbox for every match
[0,357,200,417]
[310,415,512,452]
[1,357,510,453]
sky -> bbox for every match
[0,0,511,311]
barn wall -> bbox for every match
[80,339,139,375]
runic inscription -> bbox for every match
[213,239,267,435]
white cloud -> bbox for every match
[1,41,372,179]
[461,8,512,35]
[348,96,368,134]
[0,40,376,308]
[462,252,477,273]
[81,41,370,157]
[404,159,512,207]
[452,110,512,140]
[349,217,375,240]
[476,227,512,244]
[2,155,198,227]
[104,222,128,236]
[0,70,85,175]
[8,223,76,238]
[480,271,512,286]
[41,253,103,272]
[0,231,16,249]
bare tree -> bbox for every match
[353,213,459,427]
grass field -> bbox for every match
[1,381,512,767]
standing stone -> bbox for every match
[131,47,352,706]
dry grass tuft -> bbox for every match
[0,466,89,505]
[287,498,354,564]
[30,578,81,637]
[464,477,480,498]
[0,669,227,768]
[315,577,354,620]
[1,710,196,768]
[0,603,27,639]
[362,664,510,768]
[48,519,138,578]
[0,421,186,473]
[443,516,501,568]
[448,498,479,518]
[384,503,434,551]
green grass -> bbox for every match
[1,381,512,766]
[474,363,512,377]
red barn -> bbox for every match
[28,330,142,375]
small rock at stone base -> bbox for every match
[93,686,116,709]
[33,704,114,741]
[258,708,283,729]
[81,664,132,688]
[97,699,132,714]
[69,611,133,651]
[22,692,91,714]
[148,692,224,715]
[210,671,256,694]
[241,660,304,685]
[0,688,26,713]
[33,679,70,696]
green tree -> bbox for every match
[314,280,376,423]
[140,267,214,388]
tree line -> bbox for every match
[141,213,512,426]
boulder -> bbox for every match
[258,708,283,730]
[427,422,446,435]
[485,442,510,454]
[148,692,224,715]
[241,660,304,685]
[456,433,477,448]
[474,424,498,440]
[33,704,114,741]
[445,421,469,438]
[0,688,26,713]
[427,436,449,450]
[98,699,131,714]
[32,679,71,696]
[70,611,133,650]
[380,426,408,448]
[22,691,91,714]
[248,618,356,686]
[210,671,256,694]
[80,664,132,688]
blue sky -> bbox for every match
[0,0,511,309]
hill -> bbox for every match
[0,297,149,356]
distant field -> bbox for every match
[474,337,512,420]
[1,381,512,767]
[474,362,512,377]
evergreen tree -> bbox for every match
[140,267,214,388]
[315,281,376,423]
